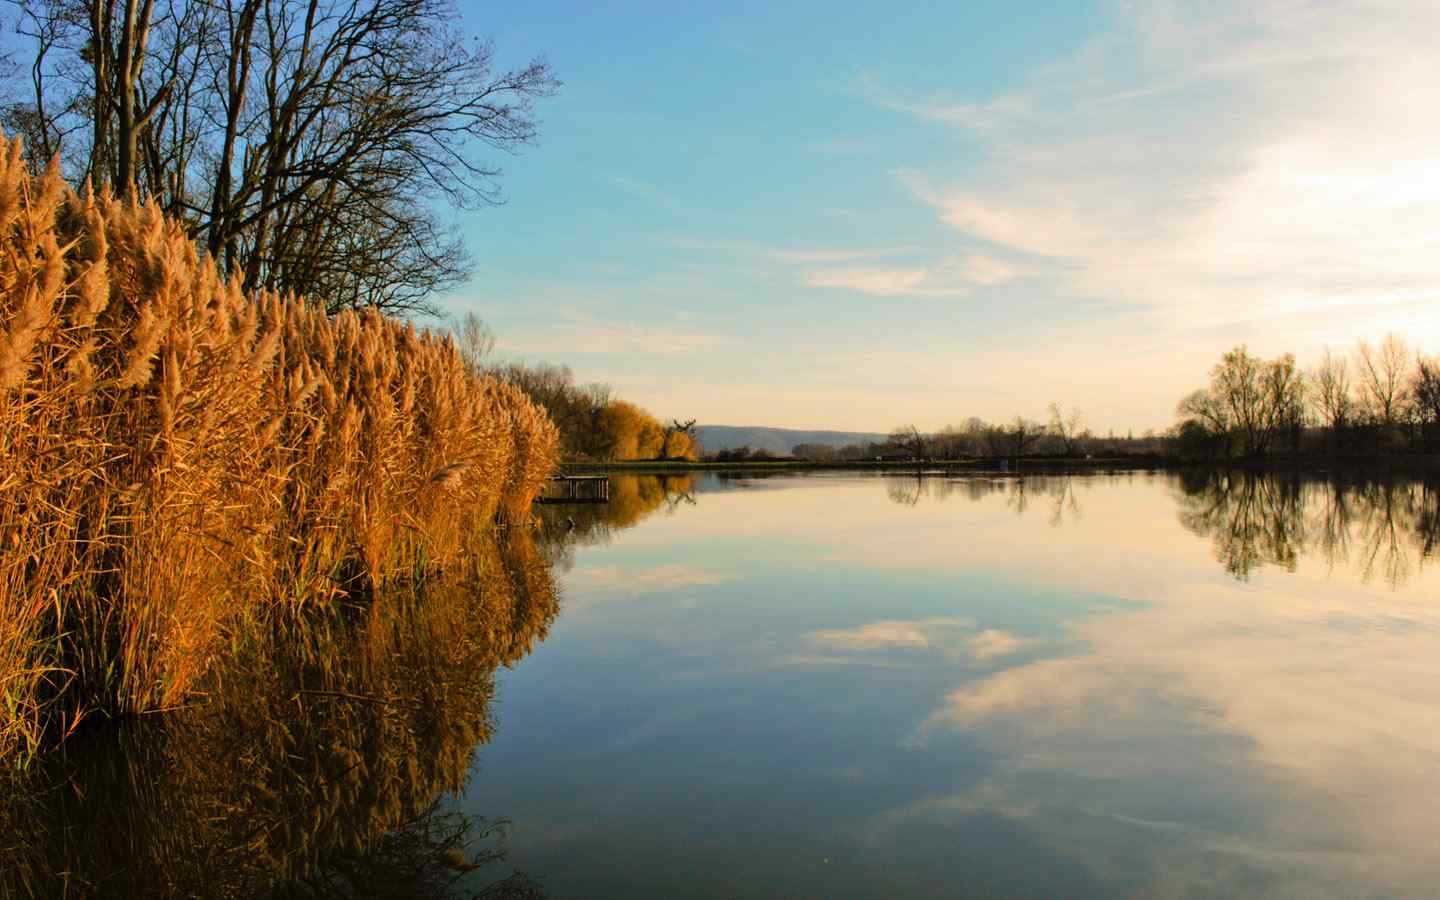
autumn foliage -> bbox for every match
[0,139,559,764]
[485,360,697,461]
[598,399,693,460]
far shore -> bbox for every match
[562,454,1440,476]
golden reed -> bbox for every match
[0,138,559,765]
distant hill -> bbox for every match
[695,425,889,456]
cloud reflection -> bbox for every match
[566,562,731,600]
[912,540,1440,896]
[807,616,975,651]
[547,472,1440,896]
[800,617,1032,668]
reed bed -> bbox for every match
[0,137,560,765]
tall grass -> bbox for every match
[0,137,560,765]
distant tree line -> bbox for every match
[709,446,788,463]
[784,405,1167,463]
[457,314,697,462]
[779,334,1440,466]
[1174,334,1439,459]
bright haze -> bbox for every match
[442,1,1440,434]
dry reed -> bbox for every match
[0,136,560,765]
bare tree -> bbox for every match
[1176,388,1233,457]
[1312,348,1354,433]
[1048,402,1084,456]
[1177,389,1230,434]
[1174,347,1304,457]
[5,0,558,315]
[1413,356,1440,448]
[456,312,497,375]
[889,424,928,461]
[957,417,990,458]
[1356,334,1410,428]
[929,424,969,460]
[1003,417,1043,457]
[1211,346,1268,455]
[4,3,80,169]
[1262,353,1307,453]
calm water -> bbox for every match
[6,471,1440,898]
[471,471,1440,899]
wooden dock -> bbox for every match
[537,475,611,504]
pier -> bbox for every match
[537,475,611,504]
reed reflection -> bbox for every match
[1,528,558,899]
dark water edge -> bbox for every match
[566,453,1440,476]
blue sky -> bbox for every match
[440,1,1440,432]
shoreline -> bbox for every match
[561,454,1440,476]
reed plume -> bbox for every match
[0,135,560,765]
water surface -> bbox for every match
[7,470,1439,899]
[471,471,1440,899]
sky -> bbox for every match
[440,0,1440,433]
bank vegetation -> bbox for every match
[0,143,559,766]
[455,313,698,463]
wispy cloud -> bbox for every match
[801,252,1027,297]
[657,234,919,266]
[498,311,734,359]
[878,0,1440,345]
[771,246,918,265]
[657,232,1033,300]
[800,265,939,297]
[656,235,1017,300]
[855,71,1030,132]
[605,173,672,202]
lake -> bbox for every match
[6,470,1440,898]
[474,470,1440,899]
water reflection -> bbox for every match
[1,529,557,899]
[9,470,1440,898]
[534,473,696,571]
[881,473,1089,525]
[872,469,1440,586]
[475,470,1440,899]
[1175,471,1440,585]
